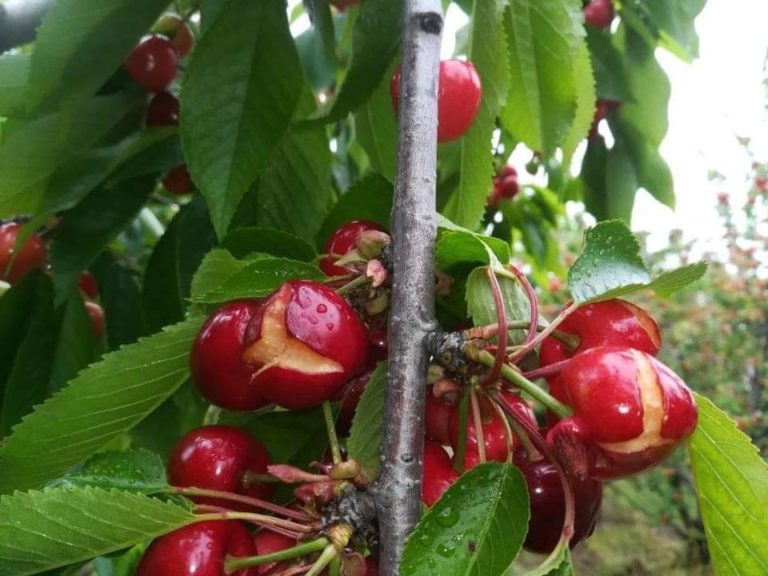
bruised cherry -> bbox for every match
[242,280,368,410]
[321,220,386,277]
[147,91,180,126]
[125,35,179,92]
[85,301,105,340]
[137,521,254,576]
[163,165,194,196]
[168,425,274,504]
[547,346,698,479]
[422,439,459,507]
[191,300,268,411]
[0,223,47,283]
[583,0,614,29]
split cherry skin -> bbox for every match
[242,280,369,410]
[125,35,179,92]
[0,223,47,283]
[168,425,274,505]
[321,220,386,277]
[137,520,254,576]
[191,300,268,411]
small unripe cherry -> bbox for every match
[583,0,615,29]
[242,280,369,410]
[137,521,254,576]
[191,300,268,411]
[78,271,99,300]
[547,346,698,479]
[153,14,196,57]
[146,91,180,126]
[321,220,386,277]
[422,439,459,507]
[168,425,274,505]
[391,59,482,143]
[85,301,105,340]
[125,35,179,92]
[163,165,194,196]
[0,223,47,283]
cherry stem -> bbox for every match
[242,471,282,485]
[464,321,548,340]
[223,538,329,573]
[467,347,572,419]
[171,487,313,522]
[323,401,342,466]
[470,388,487,463]
[499,264,539,350]
[306,543,338,576]
[478,267,508,388]
[452,393,469,474]
[195,511,312,533]
[522,358,572,381]
[506,301,580,365]
[335,274,369,295]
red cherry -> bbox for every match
[137,521,254,576]
[330,0,359,10]
[334,370,372,436]
[147,91,180,126]
[548,346,698,479]
[78,271,99,300]
[422,439,459,507]
[0,223,47,283]
[85,301,105,339]
[125,35,179,92]
[391,59,482,143]
[168,425,274,505]
[496,174,519,200]
[253,530,296,575]
[583,0,614,29]
[425,387,455,445]
[154,14,196,57]
[191,300,269,411]
[242,280,369,410]
[163,165,194,195]
[321,220,386,277]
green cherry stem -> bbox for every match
[194,511,311,533]
[306,543,339,576]
[323,401,343,465]
[223,537,329,573]
[334,274,369,295]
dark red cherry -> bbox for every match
[154,14,196,57]
[242,280,369,410]
[547,346,698,479]
[253,530,296,575]
[0,223,47,283]
[422,439,459,507]
[391,59,482,143]
[321,220,386,277]
[147,91,180,126]
[125,35,179,92]
[78,271,99,300]
[168,425,274,505]
[163,165,194,196]
[583,0,614,29]
[85,301,105,339]
[425,387,456,446]
[334,370,372,436]
[137,521,254,576]
[191,300,268,411]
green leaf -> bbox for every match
[347,363,387,478]
[401,463,528,576]
[688,395,768,576]
[223,228,317,261]
[188,249,250,304]
[355,61,399,182]
[0,53,30,115]
[0,487,195,576]
[91,253,147,350]
[560,44,596,166]
[50,449,167,494]
[436,230,510,270]
[466,266,531,345]
[604,138,639,222]
[501,0,586,155]
[518,547,573,576]
[0,316,203,493]
[621,0,706,62]
[442,0,510,230]
[48,294,99,393]
[181,0,304,238]
[303,0,337,65]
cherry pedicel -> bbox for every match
[137,521,254,576]
[422,440,459,507]
[163,165,194,196]
[125,35,179,93]
[253,530,296,575]
[153,13,196,57]
[583,0,615,29]
[191,300,268,411]
[85,301,105,340]
[320,220,386,277]
[391,59,482,143]
[0,223,47,283]
[242,280,368,410]
[168,425,274,505]
[146,91,180,126]
[547,346,698,479]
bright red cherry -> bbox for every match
[242,280,369,410]
[168,425,274,505]
[391,59,482,143]
[547,346,698,479]
[78,271,99,300]
[0,223,47,283]
[154,14,196,57]
[85,301,105,339]
[583,0,614,29]
[425,387,455,446]
[163,165,194,195]
[137,521,254,576]
[422,440,459,507]
[191,300,269,411]
[253,530,296,575]
[321,220,386,277]
[147,91,180,126]
[125,35,179,92]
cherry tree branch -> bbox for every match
[372,1,443,574]
[0,0,53,53]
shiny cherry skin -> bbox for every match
[125,35,179,92]
[85,301,105,339]
[147,91,180,126]
[78,271,99,300]
[137,521,254,576]
[154,14,196,57]
[253,530,296,575]
[515,454,603,554]
[547,346,698,479]
[425,387,455,445]
[321,220,386,277]
[334,370,372,436]
[391,59,482,143]
[168,425,274,504]
[422,439,459,507]
[0,223,47,283]
[583,0,614,29]
[242,280,368,410]
[191,300,268,411]
[163,165,194,196]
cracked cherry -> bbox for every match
[391,59,482,143]
[85,301,105,340]
[321,220,386,277]
[547,346,698,479]
[137,520,254,576]
[242,280,368,410]
[163,165,193,195]
[147,91,180,126]
[422,439,459,507]
[191,300,268,411]
[584,0,614,29]
[168,425,274,505]
[0,223,47,283]
[125,35,179,92]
